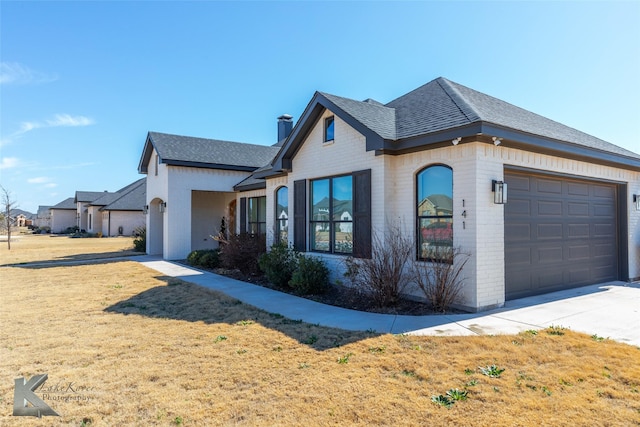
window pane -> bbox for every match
[417,166,453,217]
[311,179,330,221]
[249,198,258,222]
[325,117,334,141]
[418,218,453,258]
[258,196,266,222]
[311,222,330,251]
[332,176,352,221]
[276,187,288,243]
[333,223,353,254]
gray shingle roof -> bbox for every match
[388,77,639,159]
[320,92,397,140]
[75,191,110,203]
[148,131,281,169]
[51,197,76,210]
[102,178,146,211]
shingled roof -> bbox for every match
[51,197,76,210]
[101,178,146,211]
[138,131,281,173]
[271,77,640,173]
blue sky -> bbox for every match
[1,1,638,213]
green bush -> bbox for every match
[219,233,266,275]
[289,255,329,295]
[199,250,221,269]
[258,242,299,288]
[186,249,221,269]
[133,227,146,252]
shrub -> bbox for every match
[133,227,146,252]
[199,250,221,269]
[219,233,266,275]
[412,245,469,312]
[258,242,299,288]
[187,249,221,269]
[289,255,329,295]
[64,226,80,235]
[344,223,414,307]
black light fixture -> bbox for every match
[492,180,507,204]
[634,194,640,211]
[159,202,167,213]
[143,205,149,215]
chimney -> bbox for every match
[277,114,293,142]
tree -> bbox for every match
[1,185,17,250]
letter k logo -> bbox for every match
[13,374,59,417]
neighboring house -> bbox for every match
[49,197,77,233]
[99,178,146,236]
[139,78,640,312]
[34,205,52,229]
[75,190,111,232]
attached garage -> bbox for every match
[504,169,625,300]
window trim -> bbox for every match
[309,173,353,255]
[416,164,453,262]
[324,116,335,143]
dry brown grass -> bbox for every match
[0,234,137,265]
[0,236,639,426]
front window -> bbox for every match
[275,187,288,243]
[310,175,352,254]
[248,196,266,235]
[417,165,453,260]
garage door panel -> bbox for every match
[505,171,618,300]
[537,179,562,194]
[505,223,531,241]
[508,175,531,191]
[568,202,589,216]
[505,247,532,264]
[509,199,531,215]
[537,200,563,215]
[536,246,563,263]
[593,203,615,217]
[537,223,563,239]
[593,185,615,198]
[568,244,590,261]
[568,182,589,196]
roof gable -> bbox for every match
[270,77,640,174]
[101,178,146,211]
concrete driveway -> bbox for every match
[137,256,640,347]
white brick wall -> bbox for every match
[144,147,251,260]
[265,113,640,311]
[50,209,76,233]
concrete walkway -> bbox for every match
[135,256,640,347]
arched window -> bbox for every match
[417,165,453,260]
[275,186,288,243]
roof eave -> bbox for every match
[163,159,259,172]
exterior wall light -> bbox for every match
[492,180,507,204]
[634,194,640,211]
[159,202,167,213]
[143,205,149,215]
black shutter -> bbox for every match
[239,197,247,234]
[293,179,307,251]
[352,169,371,258]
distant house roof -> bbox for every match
[138,131,281,173]
[271,77,640,173]
[37,206,52,216]
[101,178,146,211]
[51,197,76,210]
[75,191,110,204]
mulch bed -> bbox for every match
[207,267,454,316]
